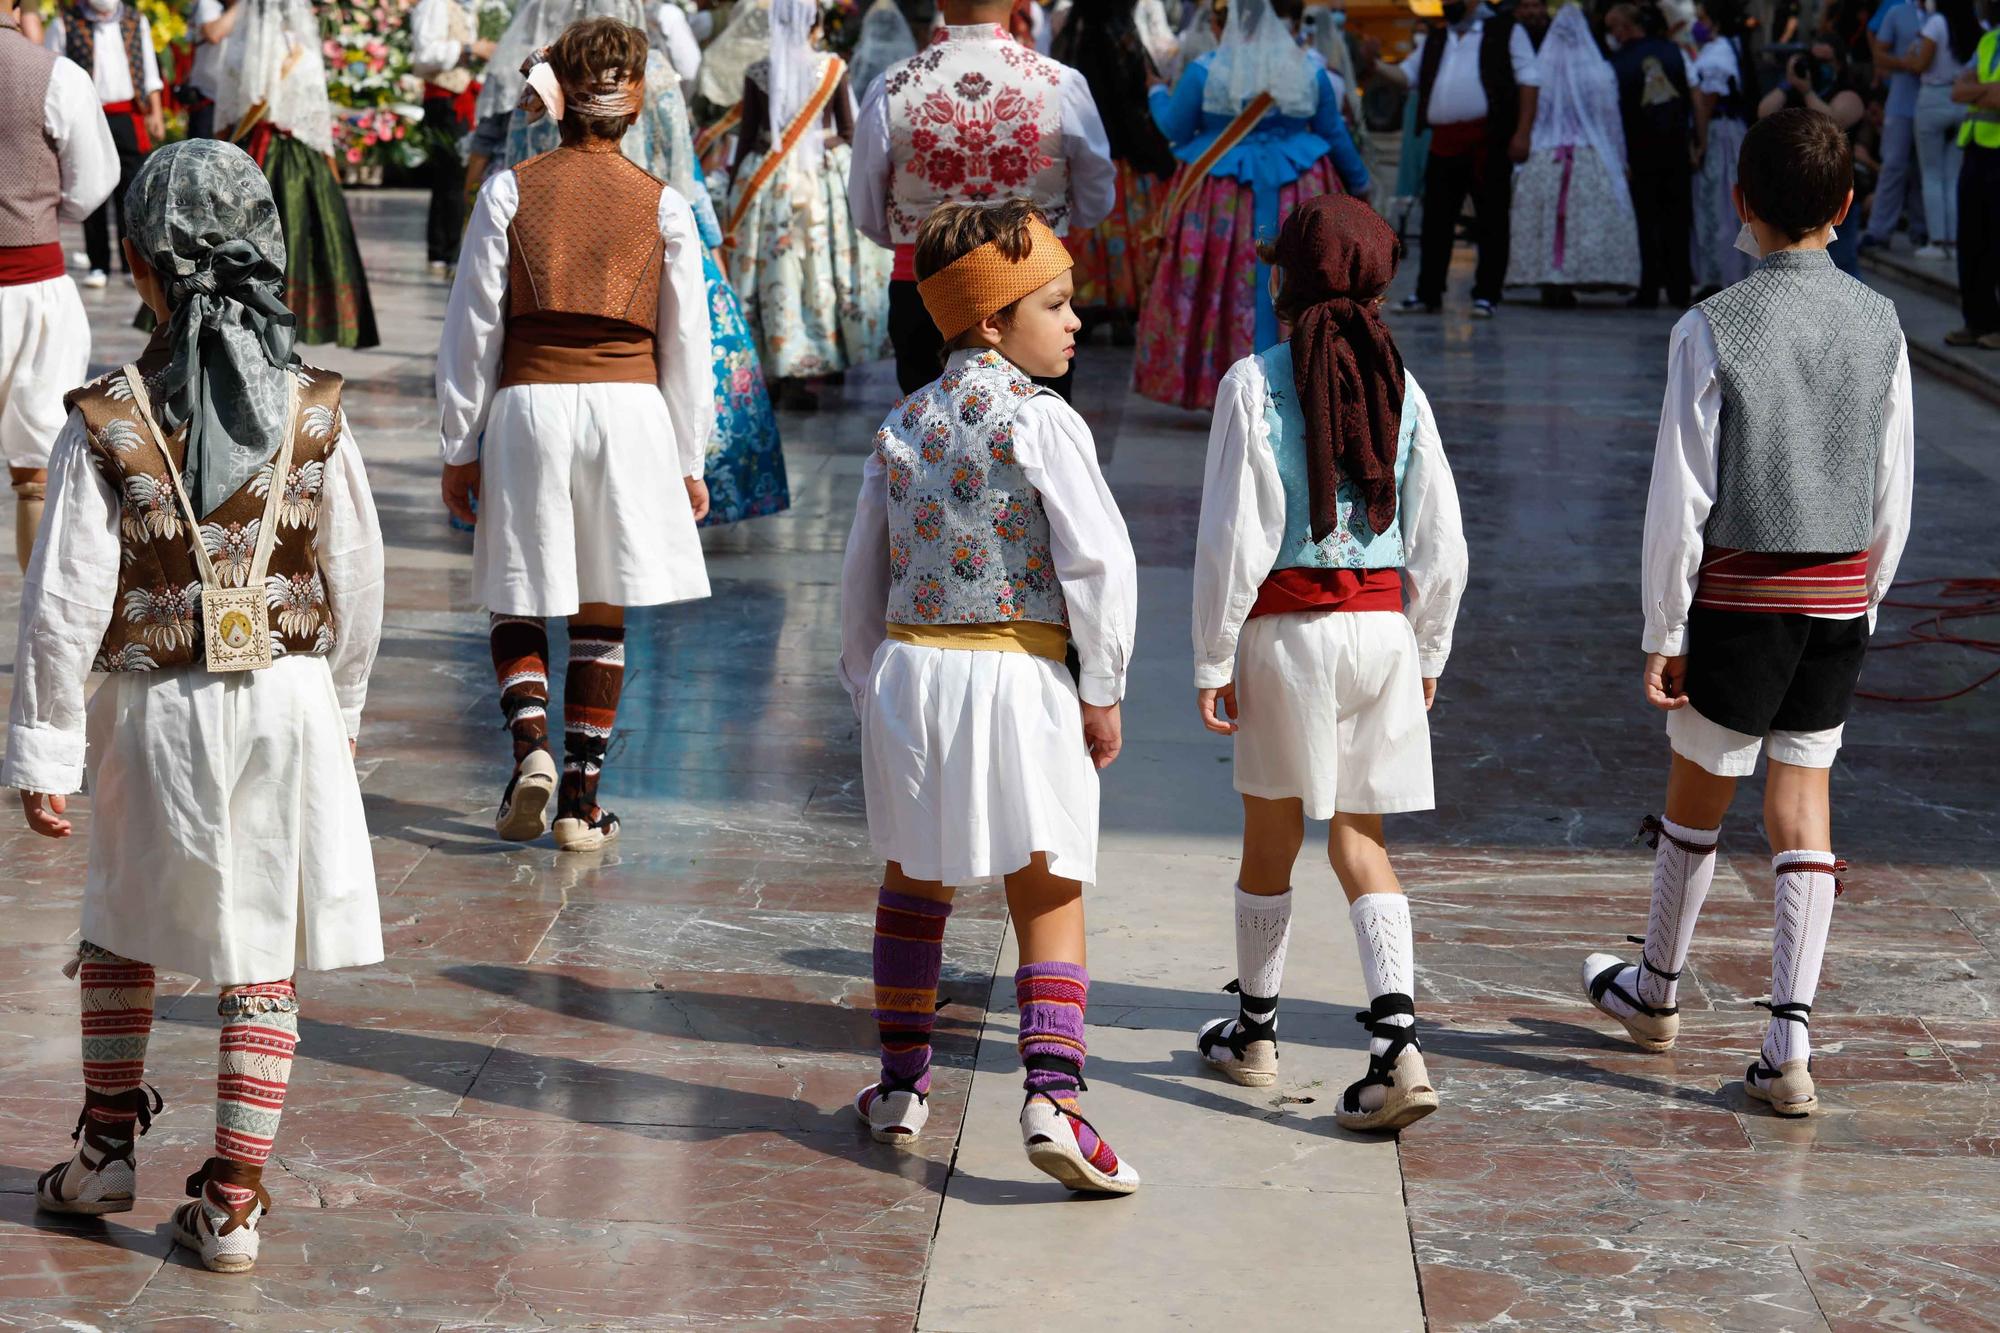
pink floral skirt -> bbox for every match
[1134,159,1339,412]
[1065,162,1166,321]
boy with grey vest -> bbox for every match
[1579,109,1914,1118]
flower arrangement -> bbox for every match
[136,0,186,53]
[321,0,428,172]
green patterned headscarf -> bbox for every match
[124,140,300,517]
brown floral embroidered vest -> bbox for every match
[67,359,346,673]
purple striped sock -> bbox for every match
[1016,961,1089,1097]
[872,888,952,1095]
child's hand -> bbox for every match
[442,461,480,526]
[1197,684,1238,734]
[21,791,72,838]
[1081,701,1123,770]
[685,476,710,521]
[1644,652,1689,711]
[1422,678,1437,711]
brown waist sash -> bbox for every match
[499,312,656,387]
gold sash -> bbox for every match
[1150,91,1275,241]
[887,621,1068,663]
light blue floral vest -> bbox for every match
[877,350,1067,627]
[1260,342,1413,571]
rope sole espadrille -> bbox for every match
[1582,952,1681,1052]
[1020,1097,1140,1196]
[1195,1016,1279,1087]
[1334,1044,1440,1133]
[854,1083,929,1146]
[1744,1058,1819,1118]
[35,1155,135,1216]
[172,1199,260,1273]
[495,749,557,841]
[552,809,620,852]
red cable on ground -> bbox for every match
[1856,577,2000,703]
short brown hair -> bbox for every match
[1739,108,1853,241]
[913,199,1045,335]
[548,17,649,143]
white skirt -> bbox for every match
[1505,145,1641,289]
[81,656,382,986]
[1232,611,1435,820]
[860,641,1101,886]
[473,381,712,617]
[0,275,91,470]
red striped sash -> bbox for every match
[1692,548,1869,616]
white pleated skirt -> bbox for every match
[1232,611,1435,821]
[81,656,382,986]
[859,641,1101,886]
[473,381,712,617]
[0,275,91,470]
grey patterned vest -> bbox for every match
[877,350,1067,628]
[1698,249,1902,554]
[0,28,60,249]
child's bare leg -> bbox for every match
[556,603,626,846]
[1330,813,1437,1131]
[858,862,956,1141]
[1200,797,1301,1086]
[1752,760,1837,1112]
[1007,854,1134,1191]
[1584,752,1729,1049]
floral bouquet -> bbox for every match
[321,0,429,172]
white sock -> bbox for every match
[1766,851,1837,1066]
[1636,816,1720,1009]
[1349,893,1415,1057]
[1233,886,1292,1030]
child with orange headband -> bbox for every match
[838,199,1141,1195]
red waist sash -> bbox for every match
[102,100,151,153]
[423,80,482,127]
[0,243,66,286]
[1691,548,1869,616]
[1248,567,1403,619]
[892,243,917,282]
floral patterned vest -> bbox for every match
[1259,342,1412,571]
[67,359,345,673]
[877,350,1066,627]
[880,25,1073,242]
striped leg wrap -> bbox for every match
[490,614,551,760]
[212,982,298,1209]
[1016,962,1118,1175]
[78,942,155,1139]
[872,889,953,1096]
[561,624,626,815]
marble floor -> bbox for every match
[0,192,1997,1331]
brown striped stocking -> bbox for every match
[490,614,550,762]
[562,622,626,817]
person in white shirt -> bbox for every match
[185,0,240,139]
[1189,196,1466,1134]
[847,0,1116,397]
[0,0,116,571]
[1581,111,1913,1121]
[409,0,499,268]
[1373,0,1542,318]
[43,0,163,288]
[1903,0,1984,258]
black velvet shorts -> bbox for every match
[1682,607,1868,736]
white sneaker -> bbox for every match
[172,1195,263,1274]
[1019,1094,1140,1195]
[1913,244,1949,262]
[853,1082,929,1145]
[81,269,109,289]
[35,1143,136,1216]
[495,749,557,841]
[69,250,91,269]
[429,259,450,274]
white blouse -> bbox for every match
[839,378,1139,709]
[1191,358,1468,689]
[3,413,385,795]
[434,167,714,476]
[1640,308,1915,657]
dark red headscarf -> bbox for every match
[1272,195,1406,540]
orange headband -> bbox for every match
[916,217,1074,340]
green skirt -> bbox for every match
[258,130,380,350]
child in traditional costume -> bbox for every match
[215,0,380,348]
[1190,195,1467,1132]
[409,0,499,272]
[722,0,890,404]
[839,200,1141,1194]
[2,0,117,571]
[438,16,713,851]
[42,0,163,290]
[6,139,385,1272]
[1580,110,1913,1118]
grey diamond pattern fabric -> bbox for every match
[1699,249,1903,554]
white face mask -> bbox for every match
[87,0,121,17]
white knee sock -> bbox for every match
[1766,851,1838,1066]
[1349,893,1415,1056]
[1233,886,1292,1028]
[1636,816,1720,1009]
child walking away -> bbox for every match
[839,200,1141,1194]
[3,140,385,1271]
[1189,194,1468,1134]
[1579,108,1913,1118]
[437,15,714,851]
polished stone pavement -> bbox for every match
[1,192,1998,1330]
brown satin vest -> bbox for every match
[68,358,347,673]
[501,146,667,387]
[0,28,62,249]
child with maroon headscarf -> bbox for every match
[1188,194,1468,1133]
